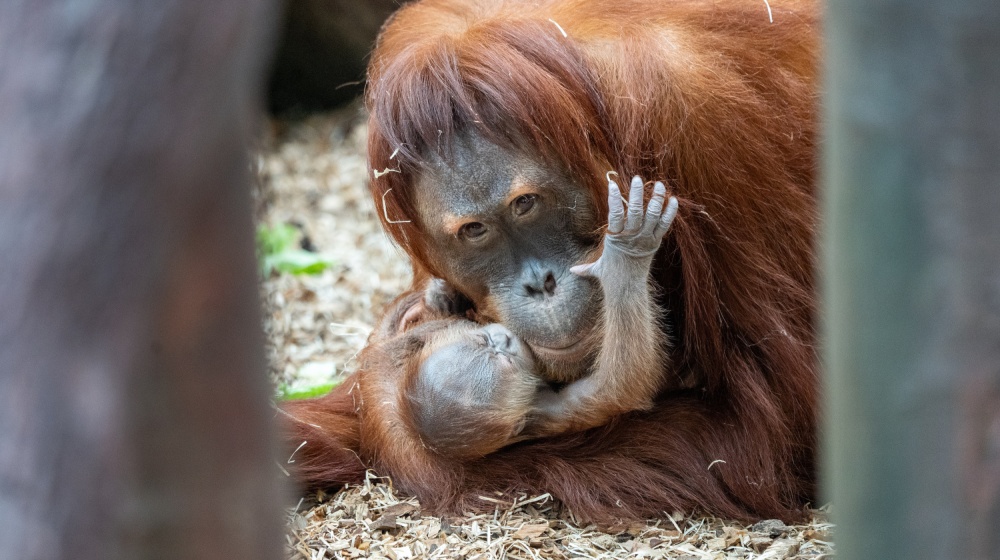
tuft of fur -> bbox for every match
[280,383,366,489]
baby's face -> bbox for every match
[416,322,537,400]
[405,320,542,458]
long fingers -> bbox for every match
[624,175,645,232]
[653,196,680,239]
[607,176,626,234]
[607,173,678,239]
[641,181,667,237]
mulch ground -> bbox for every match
[258,106,835,560]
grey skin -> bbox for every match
[415,140,679,436]
[414,136,603,382]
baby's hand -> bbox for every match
[571,175,678,280]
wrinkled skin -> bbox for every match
[413,135,603,382]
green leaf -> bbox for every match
[257,223,298,256]
[256,223,333,276]
[265,250,332,275]
[277,382,338,401]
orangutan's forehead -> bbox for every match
[416,136,543,217]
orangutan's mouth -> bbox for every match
[527,334,592,364]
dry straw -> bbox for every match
[286,473,834,560]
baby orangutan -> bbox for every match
[391,177,680,459]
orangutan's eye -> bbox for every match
[512,194,538,216]
[459,222,487,239]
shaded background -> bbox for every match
[267,0,403,116]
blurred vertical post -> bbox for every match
[0,1,281,559]
[823,0,1000,559]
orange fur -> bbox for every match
[285,0,820,522]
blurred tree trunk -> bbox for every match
[0,1,282,559]
[267,0,403,115]
[824,0,1000,558]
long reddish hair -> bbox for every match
[282,0,821,522]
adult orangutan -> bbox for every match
[283,0,819,521]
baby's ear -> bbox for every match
[397,299,429,332]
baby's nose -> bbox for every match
[483,324,512,351]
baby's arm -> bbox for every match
[529,175,678,435]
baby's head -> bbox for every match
[404,320,541,459]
